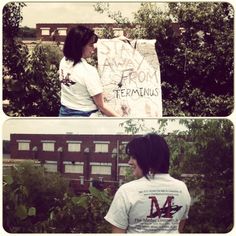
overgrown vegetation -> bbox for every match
[18,26,36,39]
[3,161,112,233]
[3,2,62,116]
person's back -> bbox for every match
[105,133,191,233]
[105,174,190,233]
[59,57,102,111]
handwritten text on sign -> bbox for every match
[97,39,162,117]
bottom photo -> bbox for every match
[2,118,234,234]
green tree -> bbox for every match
[179,119,233,233]
[132,3,168,39]
[3,42,61,116]
[167,3,233,95]
[24,43,61,116]
[156,2,233,116]
[100,26,115,39]
[18,27,36,39]
[3,3,29,116]
[3,2,25,39]
[3,3,61,116]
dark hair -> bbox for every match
[63,25,98,65]
[126,133,170,177]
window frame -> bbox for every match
[41,140,56,152]
[67,141,82,152]
[40,27,50,36]
[17,140,31,151]
[90,162,112,175]
[93,141,110,153]
[63,161,84,174]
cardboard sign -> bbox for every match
[97,38,162,117]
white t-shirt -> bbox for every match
[105,174,191,233]
[59,57,103,111]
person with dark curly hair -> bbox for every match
[59,25,119,117]
[105,133,191,233]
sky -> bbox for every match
[20,2,143,28]
[2,118,187,140]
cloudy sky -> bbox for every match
[2,118,187,140]
[20,1,143,28]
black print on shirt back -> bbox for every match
[147,196,182,219]
[60,70,76,87]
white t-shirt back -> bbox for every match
[59,57,103,111]
[105,174,191,233]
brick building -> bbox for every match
[36,23,126,42]
[9,133,139,192]
[36,22,182,42]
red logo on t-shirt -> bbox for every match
[60,70,76,87]
[147,196,182,219]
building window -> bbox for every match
[67,141,81,152]
[94,141,110,153]
[90,162,111,175]
[44,160,57,172]
[64,161,84,174]
[119,164,130,176]
[57,28,67,36]
[17,140,30,151]
[41,140,55,152]
[41,28,50,36]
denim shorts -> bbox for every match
[59,105,98,117]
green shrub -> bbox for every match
[3,42,61,116]
[3,161,113,233]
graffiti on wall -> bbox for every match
[97,38,162,117]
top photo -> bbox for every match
[2,1,234,117]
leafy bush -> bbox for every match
[180,120,234,233]
[3,161,69,232]
[3,42,61,116]
[3,2,62,117]
[47,186,112,233]
[155,3,234,116]
[162,81,234,116]
[3,161,113,233]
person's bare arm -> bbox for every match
[178,219,186,233]
[112,225,126,233]
[92,93,120,117]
